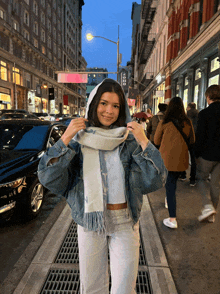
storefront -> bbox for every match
[171,35,220,111]
[0,87,11,110]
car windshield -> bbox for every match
[0,124,49,151]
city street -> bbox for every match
[0,192,66,292]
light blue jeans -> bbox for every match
[77,208,140,294]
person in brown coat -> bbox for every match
[154,97,195,229]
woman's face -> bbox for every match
[97,92,120,128]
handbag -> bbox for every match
[171,120,191,150]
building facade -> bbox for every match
[129,0,220,114]
[165,0,220,111]
[0,0,86,116]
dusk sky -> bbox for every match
[82,0,141,80]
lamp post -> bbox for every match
[86,26,120,81]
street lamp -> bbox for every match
[86,26,120,81]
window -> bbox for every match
[33,1,38,15]
[48,20,51,32]
[53,42,56,54]
[58,34,61,45]
[14,21,19,31]
[0,9,5,19]
[53,0,57,9]
[41,0,45,7]
[23,30,30,40]
[58,20,61,31]
[193,68,201,106]
[41,12,45,25]
[13,67,21,85]
[42,45,46,55]
[48,37,51,49]
[0,61,7,81]
[33,38,38,48]
[47,4,51,17]
[208,55,220,86]
[53,28,56,39]
[33,22,38,35]
[48,51,52,60]
[183,75,188,109]
[24,10,29,26]
[41,29,45,42]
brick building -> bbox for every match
[165,0,220,110]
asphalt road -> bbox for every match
[0,191,66,293]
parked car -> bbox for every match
[0,120,67,221]
[0,112,39,120]
[32,112,52,121]
[55,114,79,126]
[0,109,29,115]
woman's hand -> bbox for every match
[127,121,149,150]
[61,118,88,146]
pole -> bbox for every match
[13,63,17,109]
[117,25,119,82]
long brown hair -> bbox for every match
[163,96,191,128]
[88,79,126,127]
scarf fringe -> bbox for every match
[84,211,106,234]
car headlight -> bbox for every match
[0,177,25,188]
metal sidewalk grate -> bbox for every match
[55,221,147,266]
[55,222,79,264]
[40,269,152,294]
[40,269,80,294]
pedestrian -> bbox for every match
[154,97,195,229]
[38,78,167,294]
[147,103,167,144]
[195,84,220,223]
[179,102,198,186]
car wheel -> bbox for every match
[19,179,45,220]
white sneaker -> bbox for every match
[165,197,168,208]
[198,205,216,222]
[207,214,215,223]
[163,218,178,229]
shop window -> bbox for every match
[0,61,7,81]
[13,67,21,85]
[183,75,188,109]
[193,68,201,106]
[208,56,220,86]
[210,57,219,72]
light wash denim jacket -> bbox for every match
[38,134,167,230]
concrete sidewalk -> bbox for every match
[12,196,177,294]
[147,177,220,294]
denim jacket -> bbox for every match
[38,134,167,230]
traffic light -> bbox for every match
[49,88,55,100]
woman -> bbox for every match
[154,97,195,229]
[38,78,167,294]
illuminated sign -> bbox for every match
[58,73,88,83]
[127,98,136,106]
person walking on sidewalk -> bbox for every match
[38,78,167,294]
[195,84,220,223]
[154,97,195,229]
[179,102,198,186]
[147,103,167,145]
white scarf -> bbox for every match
[75,126,128,217]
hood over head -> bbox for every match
[85,78,131,126]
